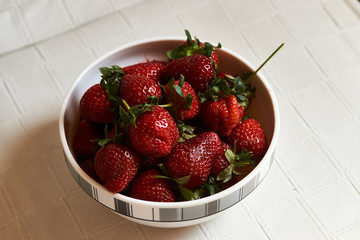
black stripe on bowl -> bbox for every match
[114,198,130,216]
[63,152,92,198]
[206,200,219,216]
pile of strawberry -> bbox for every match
[73,30,282,202]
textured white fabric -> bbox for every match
[1,0,360,239]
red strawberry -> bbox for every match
[128,106,179,158]
[216,72,233,79]
[216,72,235,87]
[167,30,221,65]
[79,84,115,124]
[227,118,267,159]
[107,124,125,142]
[140,156,162,169]
[73,119,103,158]
[129,169,175,202]
[163,132,222,188]
[119,74,162,107]
[122,61,166,82]
[163,54,215,92]
[172,41,220,66]
[163,78,201,120]
[212,144,254,183]
[79,158,102,184]
[200,95,244,137]
[94,143,140,192]
[211,142,232,178]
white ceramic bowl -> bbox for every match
[59,37,280,228]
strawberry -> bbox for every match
[79,84,115,124]
[79,158,102,184]
[211,142,232,178]
[216,72,235,87]
[216,72,233,79]
[163,77,201,121]
[129,169,175,202]
[128,106,179,158]
[73,119,103,158]
[200,95,244,137]
[122,61,166,82]
[227,118,267,159]
[167,30,221,65]
[140,156,162,169]
[107,124,125,141]
[163,54,215,92]
[94,142,140,192]
[119,74,162,107]
[163,132,222,189]
[214,146,254,184]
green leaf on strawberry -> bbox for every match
[119,99,154,127]
[99,65,125,107]
[216,148,254,183]
[155,164,196,200]
[177,184,197,200]
[198,76,252,109]
[194,176,223,198]
[176,120,196,142]
[167,29,221,60]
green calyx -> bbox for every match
[160,75,197,142]
[92,124,125,150]
[119,99,154,127]
[216,147,255,184]
[193,176,223,199]
[198,75,255,109]
[156,164,196,201]
[167,29,221,60]
[99,65,125,108]
[165,76,194,111]
[176,119,196,143]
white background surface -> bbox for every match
[1,0,360,239]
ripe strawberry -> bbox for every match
[211,142,232,178]
[94,143,140,192]
[119,74,162,107]
[167,30,221,65]
[200,95,244,137]
[216,72,233,79]
[122,60,166,82]
[129,169,175,202]
[140,156,162,169]
[216,72,235,87]
[163,132,222,189]
[163,78,201,120]
[128,106,179,158]
[107,125,125,141]
[79,158,102,184]
[227,118,267,159]
[163,54,215,92]
[73,119,103,158]
[79,84,115,124]
[213,145,254,183]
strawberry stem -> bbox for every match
[246,43,284,82]
[158,102,174,108]
[121,99,131,111]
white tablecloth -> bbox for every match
[1,0,360,239]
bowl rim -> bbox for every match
[59,36,280,209]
